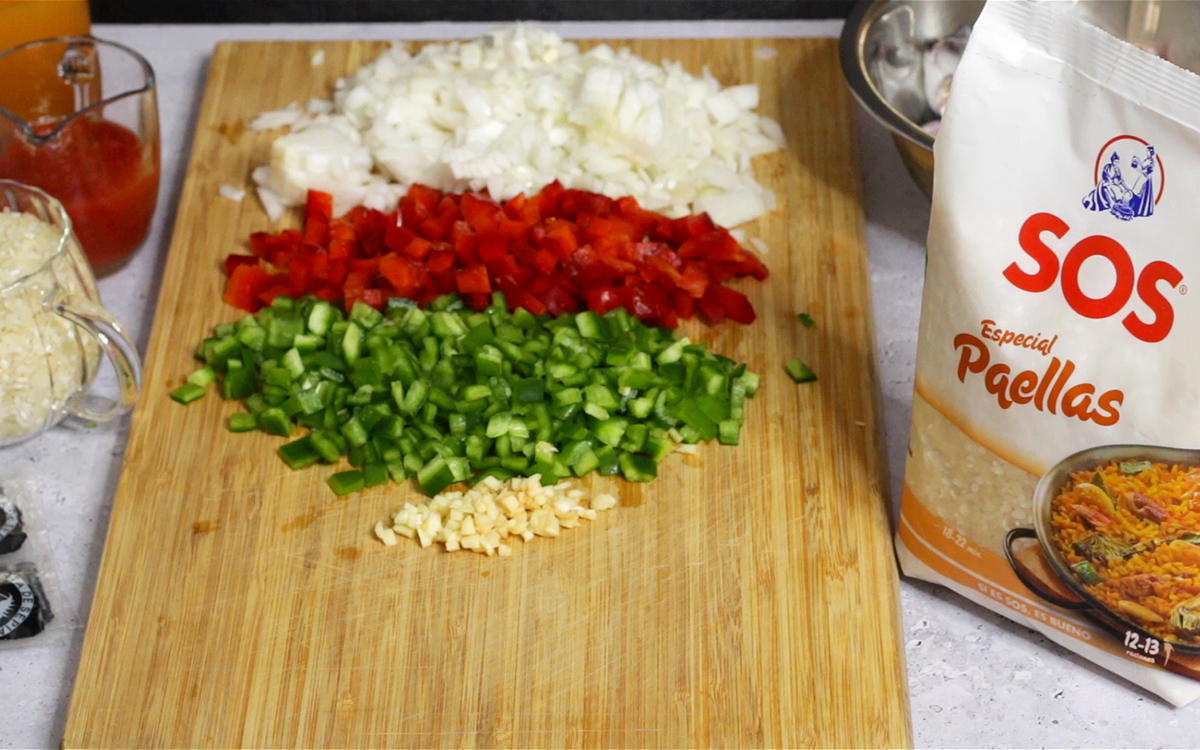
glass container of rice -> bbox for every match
[0,180,141,446]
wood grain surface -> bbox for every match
[63,38,911,749]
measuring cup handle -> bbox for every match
[52,294,143,423]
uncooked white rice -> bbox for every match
[905,393,1036,557]
[0,211,99,444]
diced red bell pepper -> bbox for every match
[711,285,756,324]
[527,274,555,296]
[400,184,441,227]
[223,264,274,311]
[325,260,348,286]
[360,230,385,258]
[309,251,330,281]
[349,257,381,275]
[248,231,272,258]
[461,192,500,233]
[348,205,388,239]
[430,271,458,297]
[223,254,259,277]
[486,254,521,280]
[303,190,333,246]
[671,212,716,242]
[695,230,745,263]
[379,253,426,294]
[581,215,636,243]
[560,189,611,219]
[615,195,641,219]
[401,236,433,261]
[311,284,340,302]
[531,248,558,275]
[671,287,696,319]
[535,219,579,259]
[476,232,508,263]
[503,193,528,220]
[511,241,539,268]
[696,287,727,325]
[707,261,741,284]
[329,220,356,243]
[450,221,477,264]
[649,216,674,242]
[328,238,353,262]
[739,252,770,280]
[427,249,456,276]
[304,189,333,221]
[359,288,385,309]
[455,264,491,294]
[586,287,623,314]
[464,292,491,311]
[677,263,709,298]
[622,283,670,322]
[541,285,578,316]
[509,288,547,316]
[496,219,530,241]
[537,180,565,216]
[287,256,312,296]
[416,212,454,242]
[257,282,292,308]
[384,222,416,254]
[225,180,767,327]
[598,254,636,278]
[697,284,756,325]
[303,215,329,248]
[343,270,371,312]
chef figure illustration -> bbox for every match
[1082,142,1156,221]
[1125,145,1156,218]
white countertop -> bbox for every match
[1,19,1195,749]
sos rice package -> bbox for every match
[898,0,1200,705]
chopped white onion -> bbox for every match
[252,25,784,226]
[248,104,302,131]
[218,184,246,202]
[255,186,286,222]
[306,98,333,115]
[258,122,376,216]
[311,49,326,67]
[694,187,765,229]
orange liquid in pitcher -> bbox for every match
[0,1,92,121]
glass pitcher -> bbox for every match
[0,36,159,274]
[0,180,142,447]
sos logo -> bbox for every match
[1003,136,1180,344]
[1003,212,1181,343]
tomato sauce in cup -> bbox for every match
[0,37,159,274]
[0,117,159,270]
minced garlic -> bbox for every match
[374,475,617,557]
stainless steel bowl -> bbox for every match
[839,0,1200,199]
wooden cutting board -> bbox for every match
[64,37,910,749]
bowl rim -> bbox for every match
[838,0,935,152]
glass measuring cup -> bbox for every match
[0,36,159,274]
[0,180,142,447]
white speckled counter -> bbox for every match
[1,19,1196,750]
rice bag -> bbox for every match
[899,0,1200,706]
